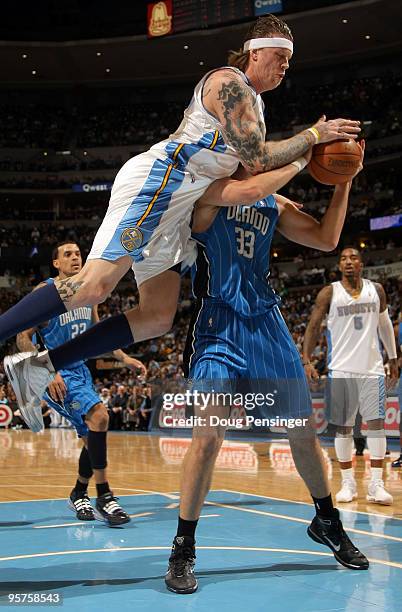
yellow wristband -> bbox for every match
[308,127,321,143]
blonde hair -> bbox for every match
[228,48,250,72]
[228,14,293,72]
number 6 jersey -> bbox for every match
[326,279,383,375]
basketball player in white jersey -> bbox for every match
[2,15,361,415]
[303,248,398,504]
[391,306,402,468]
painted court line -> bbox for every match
[0,546,400,570]
[33,512,154,529]
[205,500,402,544]
[32,513,218,529]
[0,490,176,504]
[218,488,402,521]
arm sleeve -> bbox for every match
[378,309,397,360]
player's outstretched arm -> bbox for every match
[16,281,48,352]
[276,141,364,250]
[375,283,398,387]
[16,328,37,353]
[198,152,311,208]
[302,286,332,379]
[204,70,360,174]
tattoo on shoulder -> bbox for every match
[217,78,269,169]
[56,279,84,306]
[216,77,312,172]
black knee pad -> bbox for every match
[87,430,108,470]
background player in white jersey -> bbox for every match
[16,242,146,526]
[303,248,398,505]
[165,145,367,594]
[2,15,361,412]
[391,304,402,468]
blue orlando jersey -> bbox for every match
[38,278,93,369]
[191,195,280,317]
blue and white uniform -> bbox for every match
[326,279,386,426]
[88,68,265,286]
[398,321,402,414]
[184,197,311,420]
[39,278,99,437]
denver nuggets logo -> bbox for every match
[121,227,143,252]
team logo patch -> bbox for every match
[120,227,143,252]
[69,401,81,412]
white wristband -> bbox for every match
[290,157,308,172]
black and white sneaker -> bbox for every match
[307,509,369,570]
[165,536,198,594]
[94,492,131,526]
[68,490,95,521]
[391,455,402,468]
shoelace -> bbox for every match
[332,521,358,552]
[371,479,385,489]
[171,546,195,576]
[102,498,124,515]
[74,496,92,511]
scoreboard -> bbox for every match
[173,0,254,33]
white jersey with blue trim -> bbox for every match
[88,67,265,286]
[160,66,265,179]
[326,279,384,375]
[111,67,265,200]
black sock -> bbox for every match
[49,313,134,371]
[177,516,198,540]
[74,479,88,493]
[96,482,111,497]
[78,446,93,480]
[312,494,337,519]
[0,283,66,343]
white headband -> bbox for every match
[243,37,293,53]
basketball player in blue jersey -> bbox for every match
[164,144,368,594]
[2,14,361,414]
[303,249,398,505]
[16,242,146,526]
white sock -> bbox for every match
[370,466,383,482]
[335,436,353,463]
[367,433,386,462]
[340,467,354,482]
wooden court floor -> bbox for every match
[1,428,401,516]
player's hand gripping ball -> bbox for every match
[308,139,363,185]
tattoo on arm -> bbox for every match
[56,278,84,307]
[16,331,36,352]
[217,76,314,173]
[303,286,332,359]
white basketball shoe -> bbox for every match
[4,350,55,433]
[336,478,358,503]
[367,480,393,505]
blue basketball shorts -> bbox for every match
[183,299,312,420]
[43,364,100,437]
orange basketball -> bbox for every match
[308,139,362,185]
